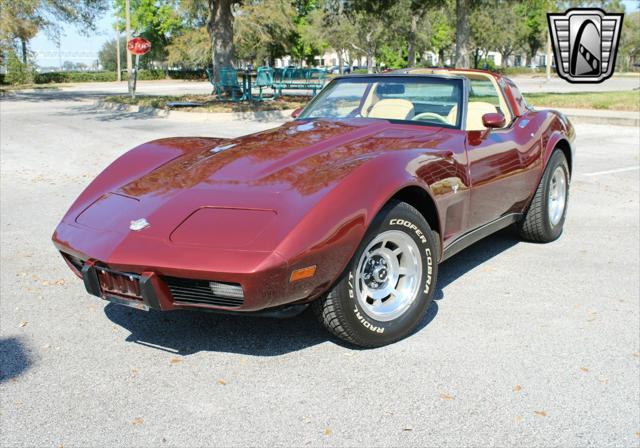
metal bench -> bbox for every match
[207,67,244,102]
[273,68,327,97]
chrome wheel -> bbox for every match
[548,166,567,226]
[355,230,422,322]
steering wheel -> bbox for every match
[412,112,449,124]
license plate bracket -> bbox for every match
[103,294,149,311]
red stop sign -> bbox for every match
[127,37,151,56]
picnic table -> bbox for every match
[206,66,327,102]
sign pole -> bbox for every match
[126,37,151,100]
[116,29,121,82]
[125,0,133,95]
[132,54,140,99]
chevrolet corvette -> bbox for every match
[52,68,575,347]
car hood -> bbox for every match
[71,118,444,250]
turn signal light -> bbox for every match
[290,265,317,282]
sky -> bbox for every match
[30,0,640,68]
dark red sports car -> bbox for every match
[53,69,575,347]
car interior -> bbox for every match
[357,71,512,131]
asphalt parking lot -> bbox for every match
[1,89,639,447]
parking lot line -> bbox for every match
[582,166,640,176]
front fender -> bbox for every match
[58,137,228,225]
[272,152,436,306]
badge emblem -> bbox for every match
[129,218,150,231]
[547,8,623,83]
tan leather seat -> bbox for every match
[447,105,459,126]
[367,99,415,121]
[448,102,500,130]
[466,101,498,131]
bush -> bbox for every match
[135,69,165,80]
[35,71,118,83]
[23,68,209,85]
[499,66,548,76]
[5,52,35,85]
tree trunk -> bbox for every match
[407,14,419,68]
[454,0,470,68]
[207,0,235,83]
[438,48,445,67]
[366,31,374,74]
[20,38,28,64]
[500,50,510,67]
[472,48,481,68]
[338,51,344,74]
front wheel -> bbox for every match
[313,200,438,347]
[519,150,570,242]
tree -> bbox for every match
[403,0,444,67]
[98,37,127,71]
[347,9,386,73]
[469,1,495,68]
[207,0,241,82]
[114,0,183,66]
[0,0,109,64]
[493,0,521,67]
[454,0,470,67]
[619,11,640,70]
[290,0,325,67]
[514,0,548,66]
[0,0,40,64]
[234,0,296,65]
[166,27,211,67]
[305,3,355,73]
[429,6,455,66]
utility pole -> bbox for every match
[125,0,133,94]
[116,28,121,82]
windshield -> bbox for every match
[299,76,463,129]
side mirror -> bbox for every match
[291,107,303,119]
[482,112,506,129]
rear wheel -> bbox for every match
[313,200,438,347]
[519,150,570,242]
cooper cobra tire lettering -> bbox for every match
[391,218,433,292]
[389,219,427,243]
[349,272,384,333]
[424,248,433,294]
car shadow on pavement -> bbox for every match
[0,337,32,383]
[105,304,331,356]
[105,227,520,356]
[412,226,520,332]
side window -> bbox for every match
[469,79,501,108]
[468,77,512,127]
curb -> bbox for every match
[94,100,294,123]
[561,113,639,127]
[548,107,639,127]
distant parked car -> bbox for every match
[328,65,352,74]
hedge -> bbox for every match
[1,69,210,85]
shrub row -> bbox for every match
[1,69,210,85]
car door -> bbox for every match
[464,77,541,230]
